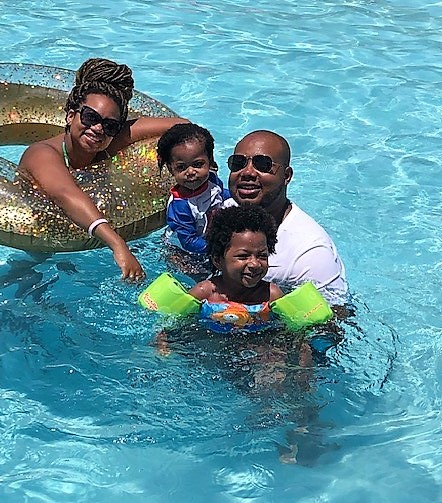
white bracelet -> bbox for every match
[88,218,109,237]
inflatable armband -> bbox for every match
[138,272,201,316]
[270,281,333,330]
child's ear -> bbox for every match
[211,254,222,271]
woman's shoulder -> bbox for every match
[19,137,62,167]
[17,136,67,184]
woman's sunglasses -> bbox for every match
[227,154,284,173]
[76,105,123,137]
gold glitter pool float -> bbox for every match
[0,62,176,252]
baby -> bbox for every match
[157,123,230,254]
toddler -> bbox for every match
[157,123,230,254]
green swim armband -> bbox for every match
[138,272,201,316]
[270,281,333,330]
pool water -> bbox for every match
[0,1,441,501]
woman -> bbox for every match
[18,58,188,280]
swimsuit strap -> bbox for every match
[61,140,70,168]
[62,140,110,169]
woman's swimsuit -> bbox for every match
[200,300,273,333]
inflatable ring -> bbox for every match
[0,62,176,252]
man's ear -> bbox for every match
[284,166,293,186]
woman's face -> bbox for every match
[67,93,122,154]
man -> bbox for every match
[225,130,347,300]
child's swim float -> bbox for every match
[200,300,272,333]
[138,272,334,331]
[0,62,176,252]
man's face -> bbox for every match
[228,132,292,210]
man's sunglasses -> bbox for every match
[76,105,123,137]
[227,154,285,173]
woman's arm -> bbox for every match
[110,116,190,153]
[19,143,144,280]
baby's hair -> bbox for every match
[157,122,215,169]
[65,58,134,124]
[206,205,278,264]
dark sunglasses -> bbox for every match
[76,105,122,137]
[227,154,284,173]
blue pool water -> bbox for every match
[0,0,441,501]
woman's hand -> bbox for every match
[112,244,146,281]
[91,222,145,281]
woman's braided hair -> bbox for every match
[65,58,134,123]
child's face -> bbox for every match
[214,231,269,289]
[167,139,211,191]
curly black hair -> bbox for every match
[64,58,134,126]
[206,205,278,265]
[157,122,215,169]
